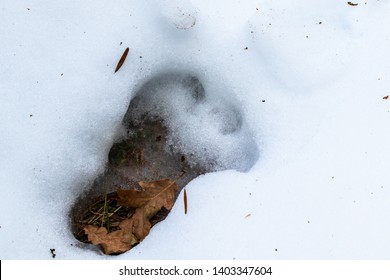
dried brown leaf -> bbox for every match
[383,95,389,100]
[347,2,358,6]
[85,179,179,254]
[129,207,152,241]
[114,47,129,73]
[84,219,137,255]
[117,179,178,241]
[117,179,178,212]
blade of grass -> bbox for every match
[103,193,110,233]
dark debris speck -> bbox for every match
[50,248,56,258]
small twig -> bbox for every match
[88,206,105,224]
[89,204,104,216]
[88,213,103,225]
[108,206,122,218]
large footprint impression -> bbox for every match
[71,71,258,254]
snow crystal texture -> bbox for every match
[1,0,390,259]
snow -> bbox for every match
[125,72,258,171]
[1,0,390,259]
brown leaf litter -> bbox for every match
[78,179,178,255]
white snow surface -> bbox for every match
[1,0,390,259]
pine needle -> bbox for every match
[184,188,188,215]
